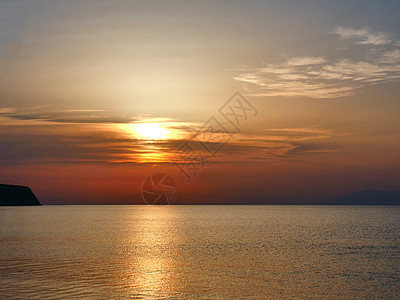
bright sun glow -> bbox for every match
[133,123,169,140]
[113,120,192,162]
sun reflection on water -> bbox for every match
[126,207,184,298]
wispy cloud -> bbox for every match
[287,56,327,66]
[0,108,340,165]
[333,26,392,45]
[0,106,136,124]
[175,126,341,164]
[234,27,400,98]
[0,107,14,114]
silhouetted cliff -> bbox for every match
[0,184,41,206]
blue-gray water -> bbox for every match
[0,205,399,299]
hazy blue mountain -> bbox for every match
[326,189,400,205]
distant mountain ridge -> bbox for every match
[0,184,41,206]
[326,189,400,205]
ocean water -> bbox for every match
[0,205,399,299]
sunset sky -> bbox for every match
[1,0,399,204]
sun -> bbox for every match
[133,123,169,140]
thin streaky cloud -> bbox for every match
[333,26,392,45]
[0,106,136,124]
[0,115,340,165]
[286,56,327,66]
[0,107,14,113]
[264,128,334,134]
[235,27,400,98]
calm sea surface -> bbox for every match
[0,205,399,299]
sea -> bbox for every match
[0,205,399,299]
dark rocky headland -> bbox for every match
[0,184,41,206]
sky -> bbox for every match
[0,0,399,204]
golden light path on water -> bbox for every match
[127,208,180,296]
[2,206,399,298]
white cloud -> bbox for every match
[287,56,326,66]
[0,107,14,113]
[333,26,391,45]
[378,49,400,64]
[234,27,400,98]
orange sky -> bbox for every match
[0,1,399,204]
